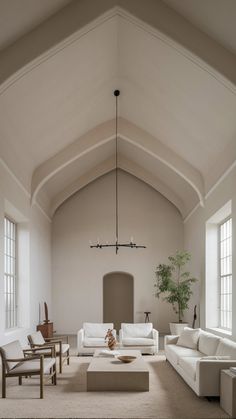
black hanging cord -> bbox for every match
[90,89,146,253]
[114,90,120,253]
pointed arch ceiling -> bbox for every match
[0,1,236,221]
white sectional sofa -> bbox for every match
[165,328,236,397]
[119,323,159,355]
[77,323,116,355]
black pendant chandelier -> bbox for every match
[90,90,146,254]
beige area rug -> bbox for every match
[0,354,228,419]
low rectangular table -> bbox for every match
[87,349,149,391]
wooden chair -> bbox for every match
[28,331,70,373]
[0,340,56,399]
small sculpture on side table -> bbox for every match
[105,329,116,350]
[37,301,53,338]
[44,301,50,323]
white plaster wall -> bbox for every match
[0,160,52,345]
[184,166,236,340]
[52,170,184,334]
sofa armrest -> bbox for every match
[119,329,123,343]
[77,329,84,352]
[196,359,236,396]
[164,335,179,347]
[152,329,159,353]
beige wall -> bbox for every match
[52,170,184,334]
[184,166,236,340]
[0,160,52,345]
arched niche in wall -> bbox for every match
[103,272,134,331]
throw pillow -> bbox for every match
[176,327,200,349]
[198,330,221,355]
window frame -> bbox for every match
[218,215,232,331]
[4,215,18,329]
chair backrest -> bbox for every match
[83,323,114,338]
[0,340,24,372]
[28,331,45,347]
[121,323,153,338]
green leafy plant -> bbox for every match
[154,250,197,322]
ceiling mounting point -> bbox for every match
[114,90,120,96]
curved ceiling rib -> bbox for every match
[2,0,235,224]
[32,118,204,218]
[50,155,186,218]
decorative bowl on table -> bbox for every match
[117,355,136,363]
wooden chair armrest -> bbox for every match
[45,338,62,343]
[6,355,43,362]
[25,346,56,357]
[46,335,69,343]
[31,343,47,347]
[44,339,62,345]
[24,345,55,352]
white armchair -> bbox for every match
[77,323,116,355]
[119,323,159,354]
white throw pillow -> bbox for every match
[121,323,153,338]
[176,327,200,349]
[216,339,236,359]
[198,330,221,355]
[83,323,114,338]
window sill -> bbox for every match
[207,327,232,338]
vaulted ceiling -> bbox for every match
[0,0,236,221]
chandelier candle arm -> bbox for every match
[90,89,146,254]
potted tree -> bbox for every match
[154,250,197,335]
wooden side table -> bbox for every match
[220,369,236,417]
[37,322,53,338]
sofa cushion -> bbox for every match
[9,357,56,374]
[178,357,199,381]
[177,327,200,349]
[56,343,70,354]
[216,338,236,359]
[83,323,114,338]
[83,337,107,347]
[29,331,45,345]
[198,331,221,355]
[121,323,153,338]
[166,344,203,365]
[122,338,155,346]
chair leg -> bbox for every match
[51,367,54,384]
[2,369,6,398]
[59,353,62,373]
[54,362,57,385]
[40,356,44,399]
[67,350,70,365]
[19,376,22,385]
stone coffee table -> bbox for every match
[87,349,149,391]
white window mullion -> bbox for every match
[4,216,17,329]
[219,217,232,331]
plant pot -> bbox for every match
[169,322,188,335]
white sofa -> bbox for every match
[119,323,159,354]
[77,323,116,355]
[165,328,236,396]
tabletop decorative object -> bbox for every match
[117,355,136,363]
[105,329,117,350]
